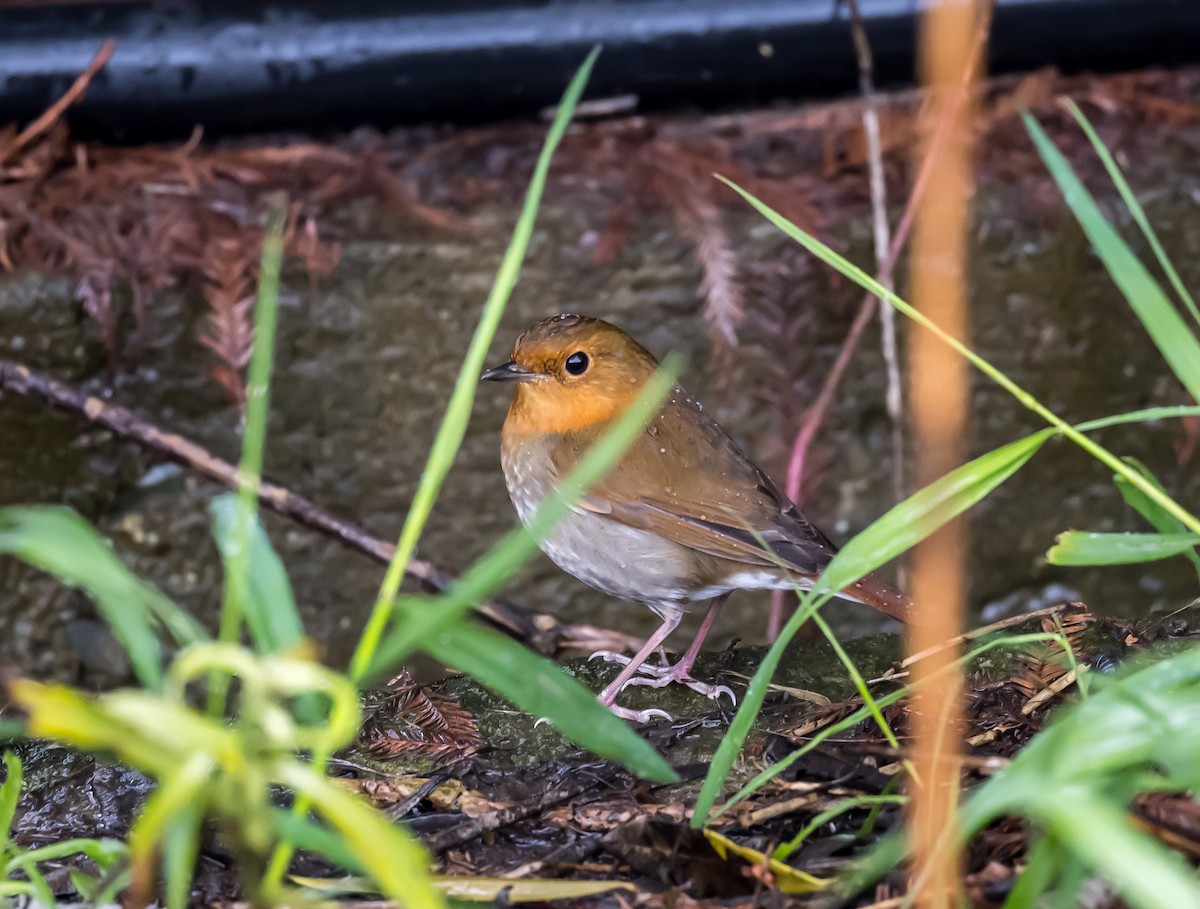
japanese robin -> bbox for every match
[483,314,911,722]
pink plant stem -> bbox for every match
[766,64,973,643]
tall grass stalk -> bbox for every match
[348,47,599,684]
[264,48,602,891]
[211,195,287,714]
[713,97,1200,907]
[707,626,1079,822]
[691,401,1200,827]
[715,177,1200,539]
[1065,100,1200,330]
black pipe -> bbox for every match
[1,0,1198,142]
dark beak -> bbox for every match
[481,360,538,383]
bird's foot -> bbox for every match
[622,664,737,705]
[589,650,735,704]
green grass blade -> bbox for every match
[1073,405,1200,433]
[1024,112,1200,403]
[820,431,1052,594]
[711,632,1067,822]
[1115,457,1200,582]
[1066,100,1200,330]
[209,494,304,654]
[773,795,906,862]
[0,507,207,689]
[811,613,900,750]
[1117,457,1188,532]
[692,590,828,826]
[367,354,682,674]
[279,765,445,909]
[271,810,366,875]
[425,622,675,782]
[0,752,22,852]
[1003,835,1063,909]
[217,196,288,653]
[162,806,203,909]
[1047,531,1198,566]
[694,433,1052,827]
[127,754,213,904]
[349,46,600,683]
[717,175,1200,539]
[1043,795,1199,909]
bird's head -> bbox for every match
[482,314,659,436]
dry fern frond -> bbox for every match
[358,670,482,767]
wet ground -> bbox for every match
[10,607,1195,907]
[3,68,1200,687]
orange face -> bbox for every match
[482,314,659,436]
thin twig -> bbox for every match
[767,16,992,642]
[0,357,640,657]
[785,8,993,509]
[895,602,1072,671]
[848,0,905,510]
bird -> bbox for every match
[482,313,911,722]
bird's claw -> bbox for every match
[588,649,630,665]
[605,702,673,724]
[622,673,737,705]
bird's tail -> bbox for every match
[844,573,913,624]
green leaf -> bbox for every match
[425,622,677,784]
[1024,112,1200,403]
[1047,531,1199,566]
[271,809,366,874]
[279,764,445,909]
[0,752,22,853]
[1116,458,1187,532]
[694,432,1051,826]
[1047,794,1199,909]
[692,591,825,826]
[1066,100,1200,331]
[959,647,1200,908]
[217,195,288,670]
[293,874,638,902]
[718,173,1200,540]
[772,795,906,862]
[0,507,207,689]
[209,494,304,653]
[1114,457,1200,582]
[350,46,602,683]
[163,806,203,909]
[820,430,1053,594]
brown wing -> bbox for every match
[553,387,838,577]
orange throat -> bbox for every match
[504,381,639,438]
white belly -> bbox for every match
[502,441,698,615]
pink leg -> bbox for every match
[673,594,726,675]
[622,595,735,704]
[767,590,786,642]
[594,612,681,723]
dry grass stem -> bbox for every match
[907,0,984,904]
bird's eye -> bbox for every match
[564,351,589,376]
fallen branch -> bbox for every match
[0,357,639,657]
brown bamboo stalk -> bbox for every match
[907,0,983,904]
